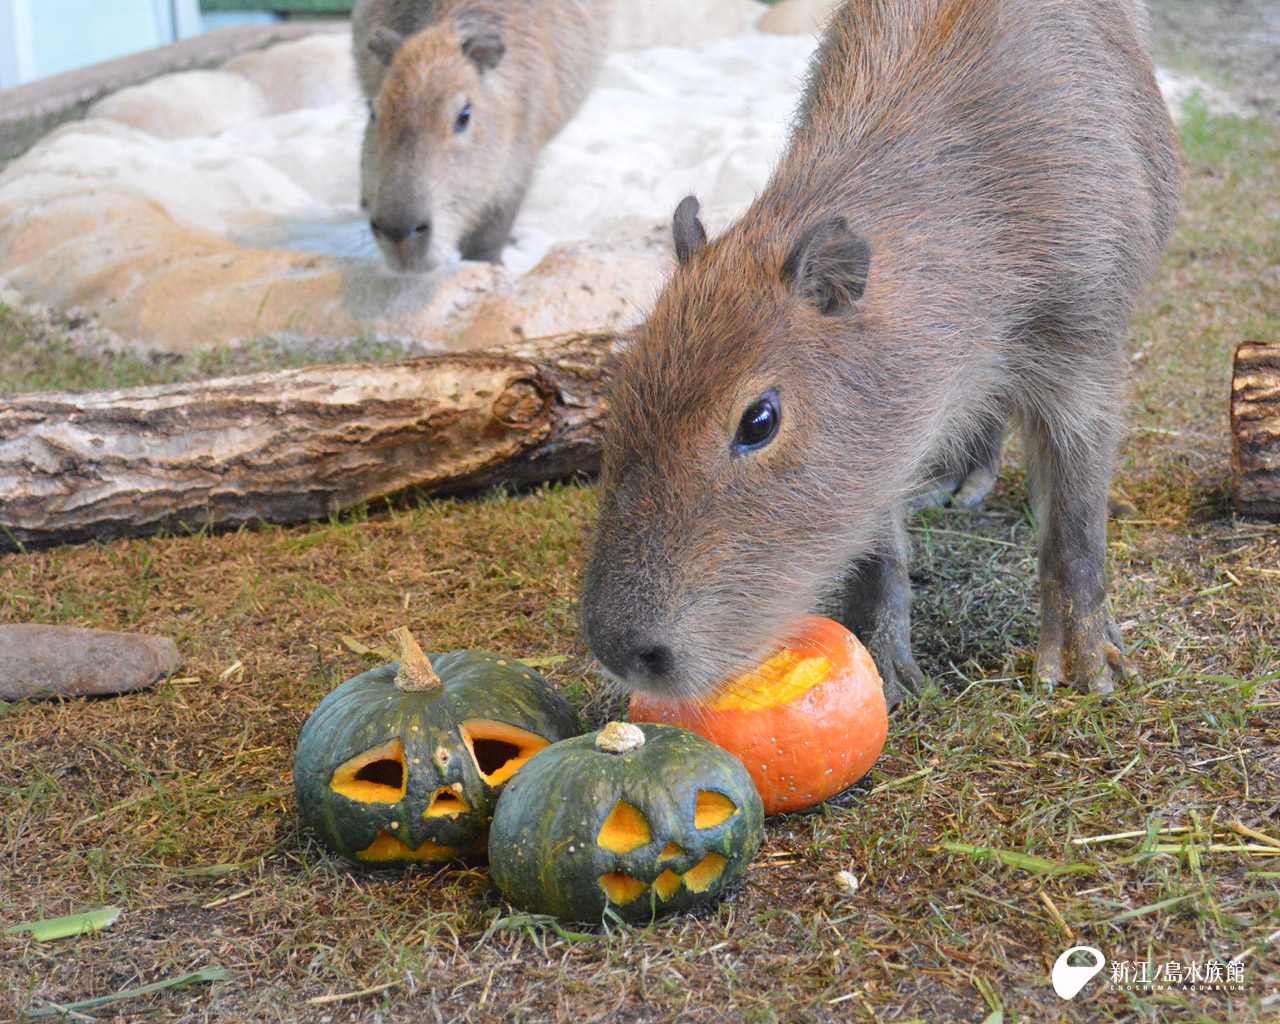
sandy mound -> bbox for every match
[0,1,807,354]
[0,0,1226,356]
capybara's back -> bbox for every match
[581,0,1179,706]
[352,0,609,272]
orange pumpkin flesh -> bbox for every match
[628,616,888,815]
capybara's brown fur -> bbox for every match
[352,0,608,272]
[581,0,1180,707]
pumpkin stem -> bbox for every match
[391,627,441,691]
[595,721,646,754]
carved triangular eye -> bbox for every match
[459,720,550,786]
[694,791,737,828]
[596,800,652,853]
[329,739,407,803]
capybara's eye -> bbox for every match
[734,390,781,453]
[368,104,377,124]
[454,104,472,134]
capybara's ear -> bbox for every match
[673,195,707,265]
[462,32,506,72]
[368,26,404,67]
[781,217,871,315]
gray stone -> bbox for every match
[0,624,180,701]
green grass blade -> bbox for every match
[5,906,123,941]
[941,842,1095,877]
[25,967,231,1018]
[1096,893,1197,926]
[514,654,569,669]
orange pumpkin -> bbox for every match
[628,616,887,815]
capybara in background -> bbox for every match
[581,0,1180,708]
[352,0,608,272]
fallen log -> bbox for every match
[1231,339,1280,518]
[0,332,618,549]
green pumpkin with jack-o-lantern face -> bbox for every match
[293,628,583,866]
[488,721,765,923]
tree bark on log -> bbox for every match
[0,332,619,549]
[1231,339,1280,518]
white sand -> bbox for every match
[35,19,817,273]
[506,31,816,273]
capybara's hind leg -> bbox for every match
[914,413,1004,510]
[839,513,924,709]
[951,414,1005,509]
[1025,416,1130,694]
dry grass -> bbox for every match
[1,103,1278,1024]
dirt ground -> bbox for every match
[2,3,1279,1023]
[1149,0,1280,113]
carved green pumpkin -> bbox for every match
[488,722,764,923]
[293,628,583,866]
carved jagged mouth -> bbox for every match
[357,830,459,864]
[594,794,738,907]
[598,853,729,906]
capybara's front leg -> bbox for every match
[1026,419,1131,694]
[459,182,528,263]
[839,513,924,709]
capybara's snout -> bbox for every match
[579,538,802,702]
[579,564,682,695]
[369,213,435,273]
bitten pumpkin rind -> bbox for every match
[629,617,888,815]
[293,651,583,866]
[488,722,765,924]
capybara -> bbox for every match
[352,0,608,272]
[580,0,1180,708]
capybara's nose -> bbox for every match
[370,218,430,245]
[628,643,676,682]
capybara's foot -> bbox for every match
[1035,613,1133,695]
[913,460,1000,510]
[950,461,999,509]
[869,631,925,710]
[913,416,1004,510]
[838,518,921,710]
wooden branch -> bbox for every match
[1231,339,1280,518]
[0,332,618,549]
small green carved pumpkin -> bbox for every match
[488,721,764,923]
[293,628,583,866]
